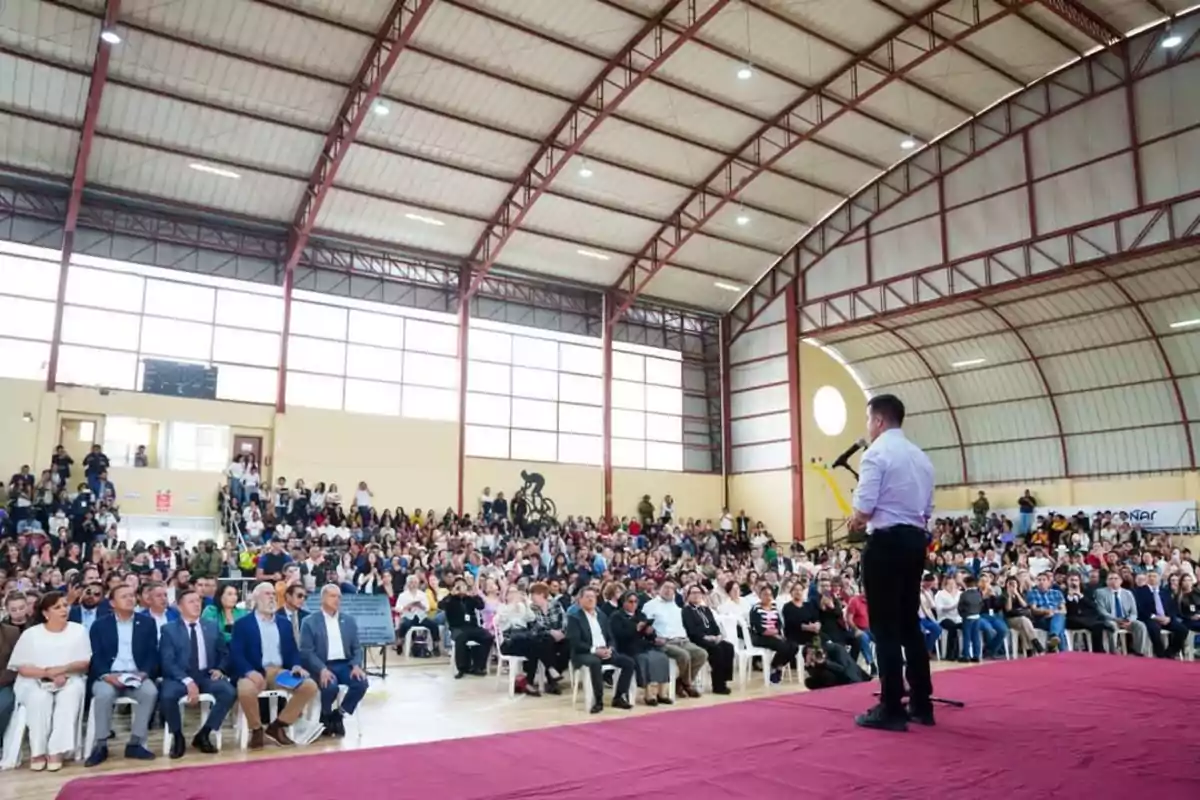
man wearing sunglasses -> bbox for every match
[68,580,112,632]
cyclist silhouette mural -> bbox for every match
[513,469,557,528]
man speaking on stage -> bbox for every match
[849,393,935,732]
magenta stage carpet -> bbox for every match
[57,654,1198,800]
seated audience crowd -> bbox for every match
[3,468,1199,773]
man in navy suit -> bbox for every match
[300,585,369,738]
[230,582,318,749]
[1134,571,1188,658]
[85,584,159,766]
[159,588,236,758]
[69,581,112,632]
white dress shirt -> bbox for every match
[585,610,607,653]
[394,589,428,619]
[642,597,686,639]
[323,612,346,661]
[853,428,935,532]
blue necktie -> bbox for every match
[1114,594,1123,618]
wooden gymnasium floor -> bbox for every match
[2,653,972,800]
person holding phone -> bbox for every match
[441,578,493,678]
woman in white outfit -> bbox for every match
[8,592,91,771]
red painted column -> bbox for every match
[784,283,805,542]
[602,294,614,521]
[275,237,296,412]
[719,316,733,508]
[456,283,471,517]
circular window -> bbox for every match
[813,385,847,436]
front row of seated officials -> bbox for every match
[7,582,368,769]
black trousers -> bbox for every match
[571,652,635,704]
[500,633,546,681]
[1067,617,1109,653]
[697,640,735,688]
[452,626,493,672]
[1144,617,1188,658]
[939,619,962,660]
[750,634,799,669]
[862,525,933,715]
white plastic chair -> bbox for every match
[401,625,431,660]
[304,684,362,741]
[1007,629,1019,659]
[2,682,89,770]
[81,695,139,760]
[568,662,619,709]
[493,628,527,696]
[1069,629,1091,653]
[160,693,222,755]
[234,689,291,749]
[726,617,782,688]
[447,639,485,675]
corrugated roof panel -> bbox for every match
[497,230,626,287]
[855,81,969,143]
[1020,307,1145,356]
[1180,375,1200,419]
[272,0,395,30]
[672,234,773,284]
[985,271,1099,304]
[412,3,598,98]
[555,155,689,218]
[1001,284,1125,326]
[358,103,536,177]
[959,14,1076,83]
[698,12,846,90]
[583,116,722,186]
[1057,382,1179,435]
[905,410,960,449]
[648,39,800,122]
[99,84,324,176]
[0,54,89,124]
[699,205,800,253]
[1082,0,1164,33]
[1067,425,1189,476]
[736,169,842,228]
[902,308,1008,347]
[928,447,963,486]
[335,146,509,218]
[641,265,742,311]
[774,141,882,198]
[316,187,484,256]
[941,361,1043,406]
[521,194,661,253]
[967,438,1063,484]
[1013,3,1097,56]
[618,79,761,153]
[1140,291,1200,333]
[1161,329,1200,375]
[109,28,342,130]
[0,112,78,176]
[854,349,929,387]
[121,0,365,80]
[387,51,568,138]
[817,110,917,177]
[757,0,894,54]
[958,397,1059,444]
[1042,341,1165,393]
[824,331,907,362]
[883,377,949,415]
[87,137,305,221]
[923,331,1027,372]
[906,47,1019,113]
[1118,264,1200,302]
[0,0,98,69]
[463,0,649,58]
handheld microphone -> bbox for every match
[831,438,868,469]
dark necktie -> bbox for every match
[188,623,200,673]
[1114,594,1123,618]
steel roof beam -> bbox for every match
[733,20,1195,342]
[45,0,121,391]
[609,0,1029,328]
[1037,0,1124,46]
[275,0,435,411]
[460,0,733,302]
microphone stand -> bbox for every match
[831,452,965,711]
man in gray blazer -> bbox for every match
[1094,572,1149,656]
[299,585,368,737]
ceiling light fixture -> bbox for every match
[1161,33,1183,48]
[737,65,753,80]
[576,249,610,261]
[950,358,986,368]
[100,30,121,45]
[900,137,917,150]
[735,213,750,226]
[372,101,390,116]
[188,163,241,179]
[405,213,444,226]
[577,161,594,178]
[714,281,742,292]
[1169,318,1200,329]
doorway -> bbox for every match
[232,435,263,467]
[59,414,103,475]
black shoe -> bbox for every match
[657,696,674,705]
[84,746,108,768]
[906,703,936,726]
[589,703,603,714]
[969,657,981,663]
[124,743,156,760]
[471,667,488,676]
[712,685,732,695]
[169,732,185,759]
[854,704,908,732]
[544,680,562,695]
[1032,639,1045,654]
[612,696,633,710]
[455,670,466,679]
[192,729,218,754]
[645,697,658,707]
[869,663,878,678]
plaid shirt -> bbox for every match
[530,599,565,634]
[1026,586,1065,612]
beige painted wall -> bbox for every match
[463,458,601,519]
[612,469,724,524]
[934,473,1200,515]
[728,469,791,543]
[272,406,458,515]
[799,342,869,542]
